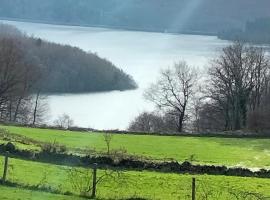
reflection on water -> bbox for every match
[1,20,229,130]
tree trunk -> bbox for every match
[32,92,40,125]
[13,96,23,122]
[178,113,184,132]
[8,99,12,122]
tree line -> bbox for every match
[129,42,270,134]
[0,23,137,125]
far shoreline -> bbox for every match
[0,17,217,37]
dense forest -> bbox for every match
[32,40,137,93]
[0,0,270,35]
[0,24,137,93]
[218,18,270,44]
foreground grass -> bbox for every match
[0,156,270,200]
[0,185,85,200]
[1,125,270,168]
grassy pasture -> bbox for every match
[0,156,270,200]
[0,185,85,200]
[1,125,270,168]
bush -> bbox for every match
[41,141,67,154]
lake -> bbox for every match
[1,20,230,130]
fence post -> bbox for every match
[91,163,98,198]
[192,177,196,200]
[2,153,9,183]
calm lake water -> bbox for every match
[1,20,230,130]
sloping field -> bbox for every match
[1,125,270,168]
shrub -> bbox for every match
[41,141,67,154]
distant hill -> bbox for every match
[218,18,270,44]
[0,24,137,93]
[0,0,270,35]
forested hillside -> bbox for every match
[0,0,270,34]
[0,24,137,93]
[0,23,136,124]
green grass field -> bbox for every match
[1,125,270,168]
[1,156,270,200]
[0,185,85,200]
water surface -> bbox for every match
[1,20,229,130]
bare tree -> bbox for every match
[31,92,48,125]
[0,30,45,124]
[0,37,24,103]
[0,37,31,123]
[128,111,184,133]
[32,91,41,125]
[12,57,41,123]
[191,96,205,133]
[144,61,197,132]
[67,166,126,198]
[248,89,270,132]
[208,42,270,130]
[197,102,227,132]
[128,111,165,133]
[249,48,270,111]
[54,114,74,129]
[103,133,113,155]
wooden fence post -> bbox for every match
[192,177,196,200]
[91,163,98,198]
[2,153,9,183]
